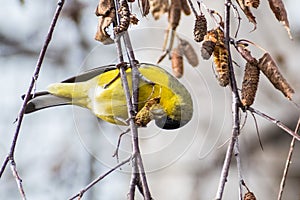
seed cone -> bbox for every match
[241,61,260,106]
[194,14,207,42]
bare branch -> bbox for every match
[234,139,243,200]
[118,61,152,199]
[113,128,130,160]
[187,0,198,17]
[128,169,138,199]
[215,0,242,199]
[123,32,140,112]
[10,161,26,200]
[69,157,131,200]
[114,0,152,196]
[277,116,300,200]
[0,0,65,197]
[247,107,300,141]
[113,5,152,195]
[215,136,236,200]
[249,111,264,151]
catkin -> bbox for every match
[171,47,184,78]
[201,29,218,60]
[194,14,207,42]
[241,62,260,106]
[258,52,294,100]
[243,192,256,200]
[213,28,229,87]
[114,0,130,34]
[213,46,230,87]
[168,0,182,30]
[179,39,199,67]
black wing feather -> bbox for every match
[61,65,117,83]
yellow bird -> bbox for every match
[25,63,193,129]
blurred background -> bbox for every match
[1,0,300,199]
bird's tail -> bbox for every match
[23,92,72,114]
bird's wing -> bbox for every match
[61,64,117,83]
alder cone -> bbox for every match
[114,0,130,34]
[213,28,229,87]
[213,43,229,87]
[130,14,139,25]
[241,62,260,106]
[194,14,207,42]
[244,192,256,200]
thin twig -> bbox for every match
[113,0,152,196]
[215,0,241,199]
[249,111,264,151]
[234,139,243,200]
[113,33,140,200]
[128,169,138,199]
[136,153,151,198]
[10,161,26,200]
[231,4,241,38]
[215,137,236,200]
[277,116,300,200]
[187,0,198,17]
[123,32,139,112]
[122,32,152,198]
[114,26,152,200]
[247,107,300,141]
[112,128,130,161]
[118,62,151,200]
[121,12,152,200]
[68,156,132,200]
[0,0,65,198]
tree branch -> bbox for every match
[69,156,131,200]
[122,31,152,200]
[215,0,241,199]
[277,116,300,200]
[247,107,300,141]
[123,32,139,112]
[234,139,243,200]
[10,160,26,200]
[112,1,151,195]
[0,0,65,198]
